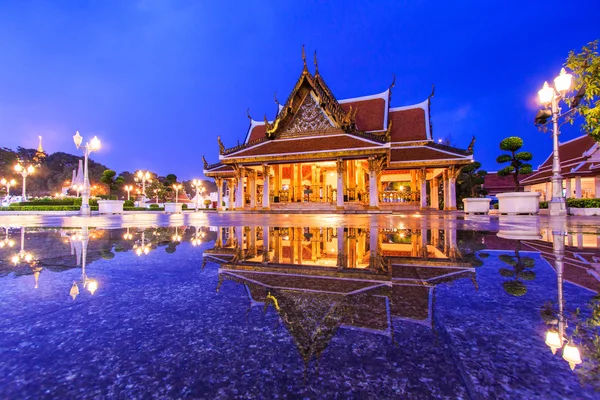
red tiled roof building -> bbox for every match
[521,135,600,200]
[204,49,473,211]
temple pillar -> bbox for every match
[575,176,582,198]
[274,164,281,200]
[234,168,245,210]
[545,182,552,201]
[297,163,303,202]
[290,163,296,201]
[595,176,600,198]
[273,228,281,263]
[442,170,449,210]
[216,178,223,211]
[419,168,427,210]
[336,159,345,208]
[249,171,257,208]
[410,170,417,202]
[431,176,439,210]
[262,164,270,209]
[448,168,457,210]
[368,157,380,209]
[565,178,572,199]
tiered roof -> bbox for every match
[521,135,599,185]
[205,49,472,174]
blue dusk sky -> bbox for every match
[0,0,598,179]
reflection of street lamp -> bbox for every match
[172,226,182,242]
[133,231,151,256]
[14,163,35,200]
[172,184,182,203]
[135,171,152,202]
[536,69,574,217]
[544,229,582,370]
[1,178,16,201]
[192,179,203,212]
[124,185,133,201]
[123,227,133,240]
[0,227,15,248]
[73,131,101,216]
[191,226,206,246]
[11,227,34,265]
[69,226,98,299]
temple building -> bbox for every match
[204,50,473,212]
[521,135,600,200]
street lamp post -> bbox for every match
[1,178,16,201]
[192,179,203,212]
[124,185,133,201]
[172,184,182,203]
[536,68,574,217]
[72,131,101,216]
[14,163,35,200]
[135,171,152,203]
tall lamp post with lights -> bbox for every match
[73,131,101,216]
[172,183,183,203]
[1,178,16,201]
[535,68,578,217]
[14,163,35,200]
[135,171,152,203]
[124,185,134,201]
[191,179,203,212]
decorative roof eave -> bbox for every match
[387,158,473,169]
[220,147,388,165]
[428,142,472,156]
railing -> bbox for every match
[379,190,420,203]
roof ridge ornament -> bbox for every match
[274,92,280,106]
[202,155,209,169]
[302,44,308,74]
[314,50,319,75]
[246,108,253,121]
[388,73,396,103]
[217,136,225,155]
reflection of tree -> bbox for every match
[499,241,535,296]
[457,230,488,267]
[572,295,600,389]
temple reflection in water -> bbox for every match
[206,225,476,364]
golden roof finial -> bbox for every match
[37,135,44,153]
[302,44,307,73]
[314,50,319,75]
[202,155,209,169]
[217,136,225,154]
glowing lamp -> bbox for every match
[545,330,562,354]
[14,164,22,172]
[73,131,83,147]
[562,342,582,370]
[11,255,19,264]
[70,282,79,300]
[24,254,33,263]
[554,68,572,93]
[538,81,554,105]
[87,280,98,295]
[89,136,101,151]
[136,248,142,256]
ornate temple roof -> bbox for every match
[521,135,599,185]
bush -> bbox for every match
[123,200,134,207]
[17,199,75,206]
[73,198,99,207]
[182,204,188,210]
[0,205,99,211]
[539,201,548,209]
[567,198,600,208]
[149,204,160,209]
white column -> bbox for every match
[595,176,600,198]
[565,178,572,199]
[431,177,439,210]
[262,164,270,209]
[575,176,582,198]
[249,171,256,208]
[420,168,427,210]
[336,159,345,208]
[368,157,379,208]
[235,170,245,209]
[443,170,450,210]
[216,178,223,211]
[448,175,457,210]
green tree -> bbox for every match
[100,170,124,198]
[458,161,488,198]
[565,40,600,141]
[496,137,533,192]
[165,174,177,186]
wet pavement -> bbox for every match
[0,213,598,399]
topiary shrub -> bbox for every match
[123,200,134,207]
[496,137,533,192]
[204,199,212,209]
[182,204,188,210]
[149,204,159,209]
